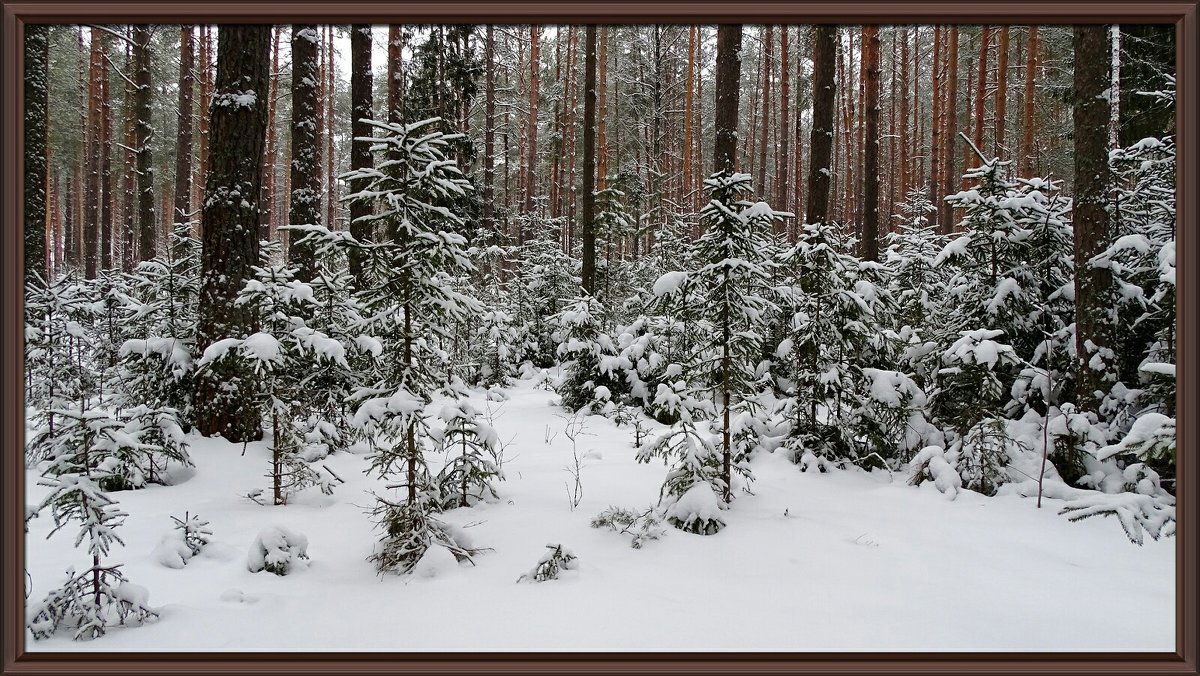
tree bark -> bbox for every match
[928,26,943,228]
[580,26,598,296]
[260,26,281,243]
[194,25,271,441]
[524,25,541,227]
[348,24,374,285]
[174,27,195,228]
[289,25,322,282]
[938,27,959,232]
[483,25,496,237]
[995,26,1010,156]
[24,24,48,283]
[805,25,836,225]
[194,27,213,236]
[973,27,991,158]
[712,25,743,176]
[777,26,790,210]
[133,26,155,261]
[757,25,773,197]
[99,33,114,272]
[1072,25,1114,409]
[861,25,881,261]
[1020,26,1039,177]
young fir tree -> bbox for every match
[687,172,782,502]
[27,410,157,640]
[303,117,484,574]
[554,295,625,413]
[433,401,504,509]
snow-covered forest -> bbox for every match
[22,23,1176,651]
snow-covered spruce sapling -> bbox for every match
[516,544,578,583]
[154,512,213,569]
[305,117,484,574]
[27,410,157,640]
[590,506,665,549]
[637,416,727,535]
[247,526,310,576]
[688,171,783,501]
[433,402,504,509]
[554,295,625,413]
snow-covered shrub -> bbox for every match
[955,417,1012,497]
[153,512,212,569]
[637,417,728,534]
[590,506,666,549]
[908,445,963,500]
[1046,404,1104,486]
[517,543,578,583]
[433,402,504,508]
[27,409,155,640]
[509,225,581,367]
[247,526,310,576]
[554,295,625,412]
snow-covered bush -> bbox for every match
[434,402,504,508]
[27,409,156,640]
[590,506,666,549]
[517,543,578,582]
[153,512,212,569]
[247,526,310,576]
[637,417,728,535]
[554,295,625,412]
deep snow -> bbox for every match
[24,376,1175,652]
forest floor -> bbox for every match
[24,373,1174,652]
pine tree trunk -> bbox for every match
[995,26,1010,156]
[928,26,943,228]
[483,25,496,237]
[938,27,959,232]
[861,25,881,261]
[289,25,321,282]
[597,27,609,193]
[524,25,541,227]
[387,26,404,124]
[805,25,836,225]
[121,39,137,271]
[777,26,790,211]
[1020,26,1039,177]
[757,25,773,197]
[1072,25,1114,409]
[99,33,114,272]
[683,25,696,213]
[83,30,103,278]
[260,26,280,243]
[133,26,155,262]
[713,25,743,175]
[348,24,374,285]
[973,27,991,159]
[24,24,48,283]
[194,27,214,237]
[194,25,271,442]
[325,28,336,231]
[174,27,195,227]
[899,27,910,205]
[580,26,598,296]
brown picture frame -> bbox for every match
[1,1,1195,672]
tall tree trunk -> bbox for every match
[260,26,280,243]
[387,26,404,124]
[757,25,773,196]
[133,26,155,262]
[83,30,103,278]
[973,26,991,158]
[938,27,959,232]
[597,27,609,193]
[928,25,943,228]
[173,27,195,227]
[861,25,881,261]
[194,25,271,441]
[899,27,910,204]
[713,25,743,175]
[289,25,321,282]
[1020,26,1039,177]
[1072,25,1114,409]
[580,26,598,296]
[683,25,696,212]
[481,24,496,240]
[805,25,836,225]
[348,24,374,285]
[24,24,48,283]
[121,38,137,271]
[194,26,214,236]
[324,27,336,231]
[777,26,790,210]
[99,33,114,272]
[995,26,1010,156]
[524,24,541,227]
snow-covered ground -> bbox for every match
[24,377,1174,652]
